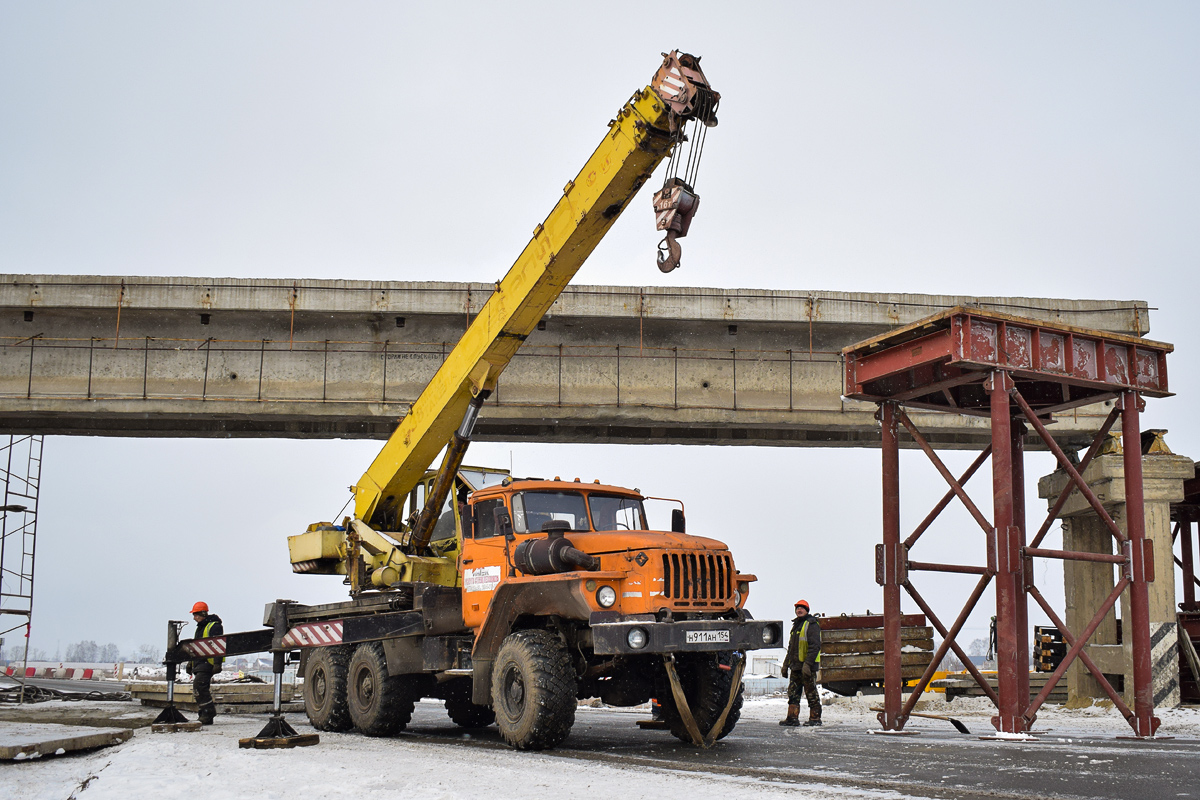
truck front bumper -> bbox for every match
[589,613,784,656]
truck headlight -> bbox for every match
[596,586,617,608]
[627,628,648,649]
[732,590,741,607]
[762,626,777,645]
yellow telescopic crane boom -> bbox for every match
[352,51,719,539]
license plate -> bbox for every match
[686,630,730,644]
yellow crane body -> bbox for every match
[354,88,679,530]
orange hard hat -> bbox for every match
[191,601,209,614]
[794,599,809,610]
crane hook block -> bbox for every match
[653,177,700,273]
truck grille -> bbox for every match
[661,552,733,603]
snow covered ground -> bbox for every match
[5,694,1198,800]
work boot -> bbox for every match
[803,709,822,727]
[779,704,800,726]
[198,703,216,726]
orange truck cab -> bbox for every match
[459,477,782,712]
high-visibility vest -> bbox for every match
[793,619,822,665]
[200,620,222,668]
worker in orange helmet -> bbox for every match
[779,599,822,727]
[188,601,224,725]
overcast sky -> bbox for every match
[2,2,1198,659]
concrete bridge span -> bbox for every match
[0,275,1152,450]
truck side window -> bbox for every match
[473,498,504,539]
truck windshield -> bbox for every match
[512,491,589,533]
[588,494,647,531]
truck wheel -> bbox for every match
[660,651,744,744]
[444,680,495,728]
[304,646,352,732]
[491,629,576,750]
[347,641,414,736]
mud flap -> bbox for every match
[662,652,746,748]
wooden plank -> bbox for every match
[820,652,932,669]
[151,722,204,733]
[820,639,934,655]
[819,665,927,683]
[819,615,927,632]
[239,733,320,749]
[821,627,934,643]
[0,722,132,760]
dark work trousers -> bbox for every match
[787,666,821,718]
[193,662,216,721]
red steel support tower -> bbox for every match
[845,307,1172,737]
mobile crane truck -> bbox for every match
[164,50,783,751]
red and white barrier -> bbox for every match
[3,662,123,680]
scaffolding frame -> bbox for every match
[0,435,44,700]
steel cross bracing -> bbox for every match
[845,308,1173,738]
[0,435,43,683]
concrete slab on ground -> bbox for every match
[0,721,132,760]
[0,701,157,730]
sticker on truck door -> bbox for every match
[464,566,501,593]
[686,630,730,644]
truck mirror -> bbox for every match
[671,508,686,533]
[494,507,514,540]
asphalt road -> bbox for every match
[392,702,1198,800]
[2,678,1193,799]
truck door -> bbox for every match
[460,496,509,630]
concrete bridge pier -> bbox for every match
[1038,435,1194,709]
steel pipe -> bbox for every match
[906,560,990,575]
[1024,547,1127,564]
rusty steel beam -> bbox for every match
[990,371,1028,733]
[1182,521,1198,612]
[878,401,903,732]
[1023,547,1127,564]
[1121,392,1160,737]
[844,307,1171,417]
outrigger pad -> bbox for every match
[152,722,204,733]
[152,705,189,725]
[238,715,319,749]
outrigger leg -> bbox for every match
[152,621,199,731]
[240,600,319,749]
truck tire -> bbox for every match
[491,629,576,750]
[304,646,352,732]
[444,680,495,728]
[660,651,744,744]
[347,641,414,736]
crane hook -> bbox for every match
[657,231,682,273]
